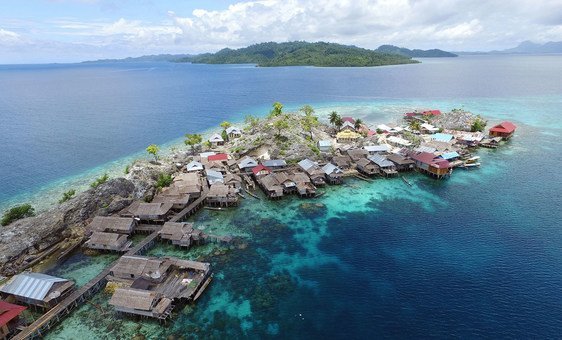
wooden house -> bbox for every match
[224,173,243,190]
[109,288,172,320]
[364,144,390,155]
[479,137,502,148]
[152,191,190,210]
[263,159,287,170]
[251,164,272,178]
[226,126,242,139]
[321,163,344,184]
[332,155,352,170]
[107,256,212,320]
[206,183,238,207]
[489,121,516,139]
[340,120,356,132]
[173,173,203,199]
[0,273,74,309]
[159,222,202,248]
[0,301,26,339]
[238,157,258,172]
[88,216,136,234]
[368,154,398,177]
[298,159,326,186]
[347,149,368,162]
[130,202,174,223]
[208,134,225,147]
[257,174,284,199]
[409,152,452,179]
[386,153,415,172]
[291,172,317,197]
[356,158,379,176]
[85,231,132,252]
[272,172,297,194]
[207,153,228,163]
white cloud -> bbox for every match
[2,0,562,63]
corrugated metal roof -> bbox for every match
[208,134,224,142]
[186,161,203,171]
[322,163,342,175]
[318,140,332,147]
[432,133,454,142]
[238,157,258,169]
[368,154,394,168]
[441,151,460,160]
[263,159,287,167]
[415,146,437,153]
[364,145,390,153]
[298,159,316,171]
[226,126,241,134]
[0,273,67,301]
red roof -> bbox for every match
[489,121,516,134]
[423,110,441,116]
[342,116,355,124]
[404,112,419,117]
[251,164,271,175]
[367,129,376,137]
[0,300,26,326]
[207,153,228,162]
[410,152,451,168]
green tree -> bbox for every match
[471,116,487,132]
[273,118,289,135]
[269,102,283,118]
[329,111,341,127]
[220,121,232,130]
[409,120,421,131]
[146,144,160,161]
[302,112,319,139]
[300,104,314,116]
[1,204,35,226]
[354,119,364,131]
[184,134,202,154]
[90,173,109,188]
[156,173,173,189]
[334,116,343,130]
[244,115,260,129]
[59,189,76,204]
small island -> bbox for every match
[0,103,516,339]
[178,41,419,67]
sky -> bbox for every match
[0,0,561,64]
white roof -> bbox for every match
[226,126,242,134]
[199,152,216,159]
[209,134,224,142]
[205,169,224,184]
[364,144,390,153]
[322,163,342,175]
[368,154,394,168]
[421,123,439,131]
[298,159,316,171]
[186,160,203,172]
[238,157,258,169]
[318,140,332,147]
[263,159,287,167]
[387,136,412,146]
[340,121,355,130]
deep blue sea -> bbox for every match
[1,55,562,338]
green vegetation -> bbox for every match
[1,204,35,226]
[329,111,342,129]
[300,105,319,138]
[124,164,130,175]
[354,118,364,130]
[184,134,203,154]
[409,120,421,131]
[156,173,173,189]
[180,41,418,67]
[269,102,283,118]
[146,144,160,161]
[375,44,457,58]
[220,121,232,130]
[59,189,76,204]
[471,116,487,132]
[90,173,109,188]
[273,118,289,136]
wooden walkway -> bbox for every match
[169,185,209,223]
[13,229,161,340]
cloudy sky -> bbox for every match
[1,0,561,64]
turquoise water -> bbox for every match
[2,56,562,338]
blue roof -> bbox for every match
[432,133,454,142]
[440,151,460,160]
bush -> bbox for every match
[156,173,173,189]
[90,173,109,188]
[471,116,487,132]
[1,204,35,226]
[124,165,130,175]
[59,189,76,204]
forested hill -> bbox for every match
[375,45,457,57]
[176,41,419,67]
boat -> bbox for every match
[465,156,480,164]
[401,176,412,187]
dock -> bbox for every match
[13,229,161,340]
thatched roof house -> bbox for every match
[356,158,379,176]
[159,222,199,248]
[131,202,174,222]
[109,288,173,319]
[273,172,297,193]
[257,174,283,199]
[206,183,238,206]
[85,231,131,252]
[88,216,136,234]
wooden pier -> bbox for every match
[13,229,161,340]
[169,185,209,223]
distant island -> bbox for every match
[375,45,457,57]
[82,53,193,64]
[456,40,562,55]
[177,41,418,67]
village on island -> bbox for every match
[0,103,517,339]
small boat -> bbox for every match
[401,176,412,187]
[465,156,480,164]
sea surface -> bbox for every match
[1,55,562,338]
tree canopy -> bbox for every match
[1,204,35,226]
[146,144,160,161]
[220,121,232,130]
[184,134,202,153]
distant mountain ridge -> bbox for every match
[455,41,562,55]
[178,41,418,67]
[375,45,457,57]
[83,54,193,63]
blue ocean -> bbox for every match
[1,55,562,338]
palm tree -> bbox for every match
[329,111,340,127]
[335,116,343,130]
[354,119,364,131]
[300,105,314,116]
